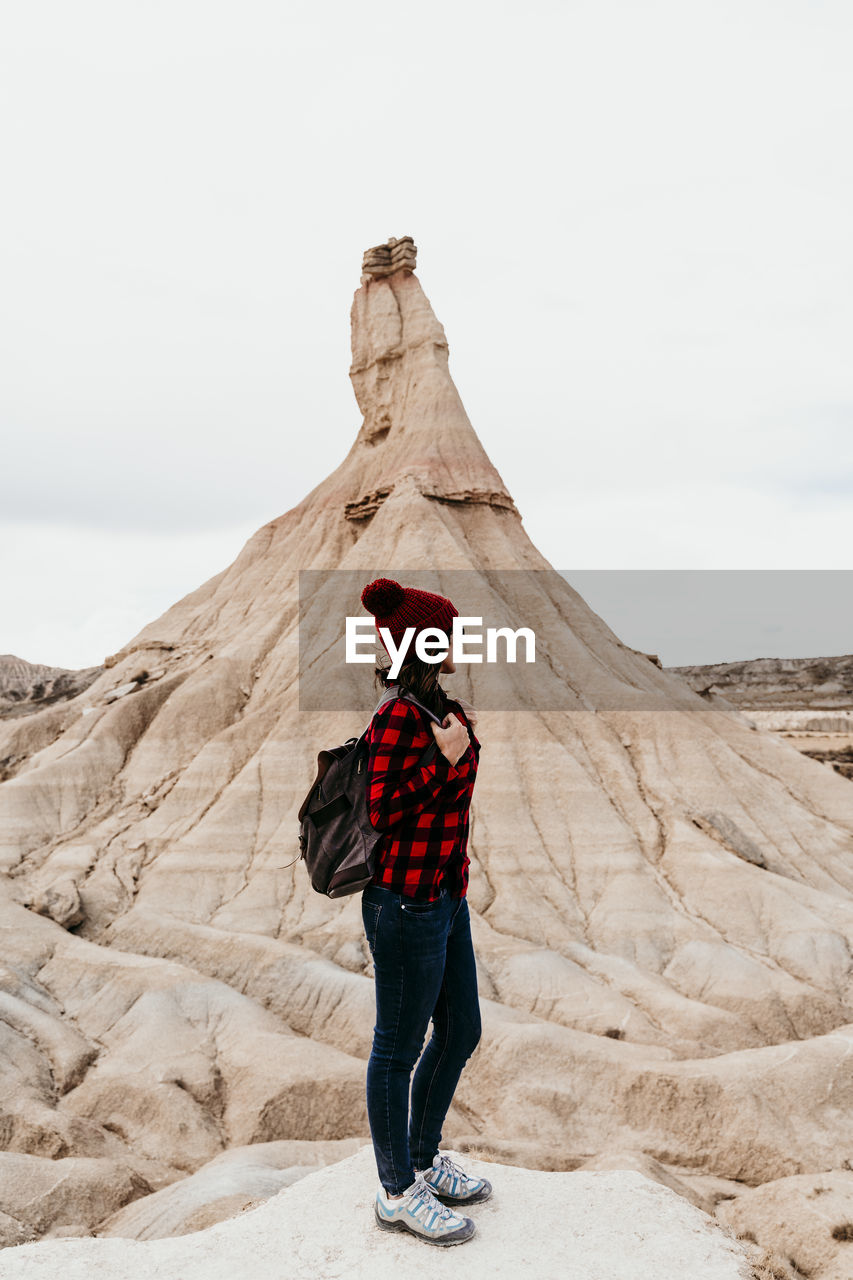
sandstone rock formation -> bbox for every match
[671,654,853,778]
[0,655,103,723]
[97,1139,364,1240]
[1,238,852,1270]
[361,233,418,281]
[670,654,853,710]
[2,1144,755,1279]
[716,1169,853,1280]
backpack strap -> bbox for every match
[396,688,445,726]
[359,685,445,766]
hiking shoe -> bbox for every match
[374,1173,476,1245]
[414,1151,493,1205]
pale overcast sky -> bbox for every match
[1,0,851,670]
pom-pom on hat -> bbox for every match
[361,577,458,661]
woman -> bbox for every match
[359,576,492,1247]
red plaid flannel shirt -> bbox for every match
[366,689,480,901]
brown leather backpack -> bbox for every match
[297,687,442,897]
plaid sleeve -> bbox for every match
[366,698,472,831]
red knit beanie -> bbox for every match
[361,577,458,660]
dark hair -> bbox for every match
[374,647,448,721]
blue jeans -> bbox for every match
[361,882,482,1196]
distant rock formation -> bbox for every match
[0,239,852,1269]
[0,654,102,723]
[668,653,853,710]
[669,654,853,778]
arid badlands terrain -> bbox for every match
[2,237,853,1279]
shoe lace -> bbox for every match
[409,1174,456,1222]
[435,1153,469,1185]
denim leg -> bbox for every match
[362,886,453,1195]
[409,896,482,1171]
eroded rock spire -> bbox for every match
[347,236,518,519]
